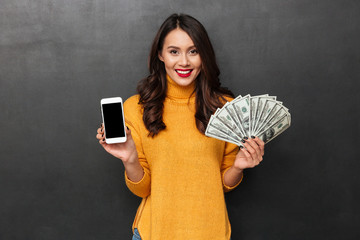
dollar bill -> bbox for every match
[214,102,246,138]
[208,115,242,142]
[249,94,270,135]
[257,113,291,143]
[224,102,247,137]
[254,99,283,135]
[255,105,289,136]
[230,94,251,137]
[205,123,243,146]
[252,96,277,134]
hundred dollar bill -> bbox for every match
[224,102,247,137]
[214,102,246,139]
[255,105,289,136]
[267,105,289,127]
[208,115,243,142]
[249,94,269,135]
[254,99,283,135]
[252,96,277,134]
[253,99,278,134]
[252,96,268,134]
[257,113,291,144]
[249,96,258,136]
[205,123,243,146]
[230,94,251,137]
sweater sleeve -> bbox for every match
[221,140,243,192]
[123,96,151,198]
[218,96,243,192]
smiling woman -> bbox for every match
[158,28,202,87]
[137,14,235,136]
[96,13,265,240]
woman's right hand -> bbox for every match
[96,123,138,164]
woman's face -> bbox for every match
[158,28,202,87]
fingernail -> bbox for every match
[241,140,246,143]
[239,146,244,149]
[243,137,248,140]
[126,126,129,130]
[102,134,104,137]
[251,136,255,139]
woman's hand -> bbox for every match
[96,124,138,164]
[233,136,265,171]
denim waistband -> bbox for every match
[132,228,141,240]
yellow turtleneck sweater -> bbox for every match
[123,75,242,240]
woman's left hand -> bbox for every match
[233,136,265,171]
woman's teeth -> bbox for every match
[176,70,191,74]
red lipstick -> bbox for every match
[175,69,192,78]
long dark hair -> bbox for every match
[137,13,234,137]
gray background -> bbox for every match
[1,0,359,239]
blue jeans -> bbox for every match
[132,228,141,240]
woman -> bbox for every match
[96,13,264,240]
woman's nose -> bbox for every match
[179,54,189,66]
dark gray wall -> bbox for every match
[1,0,359,239]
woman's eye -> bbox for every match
[189,49,198,55]
[170,50,178,54]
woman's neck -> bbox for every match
[166,74,196,100]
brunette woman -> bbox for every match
[96,13,264,240]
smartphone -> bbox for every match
[100,97,127,144]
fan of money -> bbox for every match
[205,94,291,147]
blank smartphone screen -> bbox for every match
[102,103,125,138]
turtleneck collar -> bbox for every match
[166,74,196,102]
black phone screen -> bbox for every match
[102,102,125,138]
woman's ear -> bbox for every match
[158,52,164,62]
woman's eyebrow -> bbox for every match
[166,45,196,50]
[167,46,180,49]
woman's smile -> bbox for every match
[175,69,193,78]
